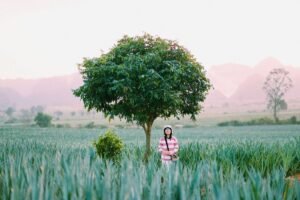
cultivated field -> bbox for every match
[0,125,300,199]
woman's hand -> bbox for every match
[162,150,173,156]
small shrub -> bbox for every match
[183,124,197,128]
[218,120,243,126]
[114,124,125,129]
[63,123,71,128]
[153,125,162,129]
[85,122,96,128]
[56,124,64,128]
[218,117,276,126]
[55,123,70,128]
[257,117,274,124]
[4,117,18,124]
[34,112,52,127]
[98,124,108,129]
[288,116,297,124]
[93,129,124,162]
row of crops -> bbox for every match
[0,126,300,199]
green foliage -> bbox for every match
[73,33,211,126]
[93,129,124,161]
[218,116,300,126]
[0,127,300,199]
[56,124,64,128]
[20,109,31,123]
[30,105,44,116]
[279,99,288,110]
[178,139,300,176]
[85,121,96,128]
[5,106,15,117]
[34,112,52,127]
[55,123,71,128]
[183,124,198,128]
[280,116,300,125]
[4,117,17,124]
[289,116,297,124]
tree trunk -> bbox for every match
[142,120,154,162]
[274,104,279,123]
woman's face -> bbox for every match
[164,128,172,135]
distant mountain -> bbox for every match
[230,57,300,103]
[0,73,83,109]
[207,63,252,97]
[0,87,23,108]
[0,78,37,97]
[204,89,228,106]
[28,73,82,106]
[208,57,300,105]
[229,74,265,104]
[253,57,284,76]
[0,57,299,110]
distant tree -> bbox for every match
[79,110,85,117]
[54,111,63,120]
[20,109,31,123]
[279,99,288,111]
[73,34,211,160]
[30,105,45,116]
[87,110,97,118]
[91,111,97,118]
[34,112,52,127]
[5,107,15,118]
[70,111,76,116]
[263,68,292,123]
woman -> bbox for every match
[158,125,179,166]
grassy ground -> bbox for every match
[1,126,300,199]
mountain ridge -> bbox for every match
[1,57,299,109]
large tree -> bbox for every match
[263,68,292,123]
[73,34,211,159]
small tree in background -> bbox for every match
[34,112,52,127]
[279,99,288,111]
[79,110,85,117]
[70,111,76,117]
[54,111,63,120]
[263,68,292,123]
[5,107,15,118]
[73,34,211,160]
[30,105,45,117]
[20,109,31,123]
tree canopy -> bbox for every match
[34,112,52,127]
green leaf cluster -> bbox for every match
[73,34,211,126]
[93,129,124,161]
[34,112,52,127]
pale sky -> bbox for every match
[1,0,300,79]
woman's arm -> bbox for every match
[159,138,171,155]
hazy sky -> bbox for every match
[1,0,299,79]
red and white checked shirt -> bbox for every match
[158,136,179,161]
